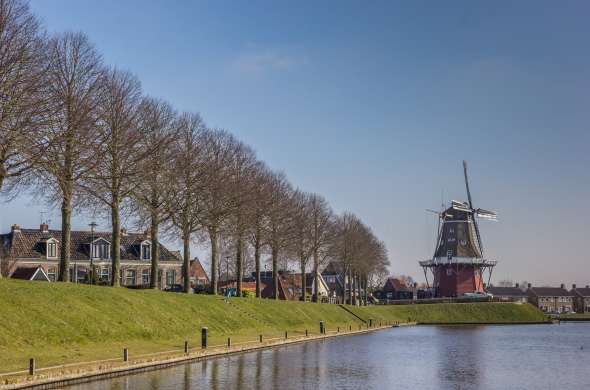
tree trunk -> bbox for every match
[110,202,121,287]
[340,267,347,304]
[254,232,261,298]
[348,267,353,305]
[183,229,191,293]
[300,257,306,302]
[236,235,243,297]
[312,248,319,303]
[209,228,219,295]
[272,245,279,300]
[58,196,72,282]
[150,211,160,289]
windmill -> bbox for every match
[419,161,497,297]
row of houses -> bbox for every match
[374,276,590,315]
[0,224,212,290]
[0,224,345,301]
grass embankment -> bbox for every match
[0,279,547,373]
[348,302,548,324]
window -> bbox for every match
[126,269,136,286]
[166,270,175,287]
[92,241,111,259]
[100,267,110,282]
[142,269,150,285]
[47,267,56,282]
[446,250,453,260]
[141,243,151,261]
[47,242,57,258]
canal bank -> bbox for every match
[0,279,547,388]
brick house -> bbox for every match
[571,284,590,314]
[375,277,413,300]
[0,224,182,289]
[285,272,332,302]
[527,284,574,314]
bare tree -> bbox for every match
[36,32,104,282]
[289,190,315,301]
[264,172,295,300]
[226,142,259,297]
[246,164,272,297]
[308,193,334,302]
[168,112,206,293]
[198,129,238,295]
[0,0,46,189]
[132,97,177,289]
[81,67,143,287]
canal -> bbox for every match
[63,323,590,390]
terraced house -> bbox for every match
[571,285,590,313]
[527,284,574,314]
[0,224,182,288]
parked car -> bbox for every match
[164,284,184,293]
[462,291,493,299]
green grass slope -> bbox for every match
[0,279,547,373]
[348,302,548,324]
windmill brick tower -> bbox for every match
[419,161,497,297]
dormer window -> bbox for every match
[47,239,58,259]
[92,238,111,260]
[141,241,151,261]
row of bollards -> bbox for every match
[27,320,387,376]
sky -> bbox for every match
[2,0,589,287]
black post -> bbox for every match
[369,319,373,328]
[201,327,208,349]
[184,341,189,354]
[227,337,231,348]
[29,358,35,376]
[306,329,308,337]
[123,348,128,362]
[320,321,325,335]
[285,331,288,339]
[259,334,263,343]
[337,326,340,333]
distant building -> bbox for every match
[189,258,209,289]
[486,283,528,303]
[0,224,182,289]
[528,284,574,314]
[321,261,345,302]
[285,272,332,302]
[258,271,297,301]
[571,284,590,314]
[375,277,413,301]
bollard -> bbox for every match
[227,337,231,348]
[184,341,189,354]
[123,348,128,362]
[285,331,288,339]
[306,329,308,337]
[337,326,340,333]
[259,334,263,343]
[201,327,208,349]
[29,358,35,376]
[349,325,352,331]
[359,325,361,331]
[369,319,373,328]
[320,321,325,335]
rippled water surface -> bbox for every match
[64,323,590,390]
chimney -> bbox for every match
[527,283,532,289]
[560,283,565,289]
[11,224,21,233]
[572,284,576,290]
[120,228,128,236]
[515,283,520,288]
[40,223,49,233]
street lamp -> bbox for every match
[89,222,98,285]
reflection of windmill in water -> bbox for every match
[420,161,497,297]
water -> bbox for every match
[64,323,590,390]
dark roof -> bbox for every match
[190,258,209,282]
[529,287,573,297]
[321,261,342,275]
[1,228,179,262]
[11,266,49,281]
[573,288,590,297]
[487,286,526,296]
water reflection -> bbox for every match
[63,324,590,390]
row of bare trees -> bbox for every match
[0,0,389,301]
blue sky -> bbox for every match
[2,0,589,286]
